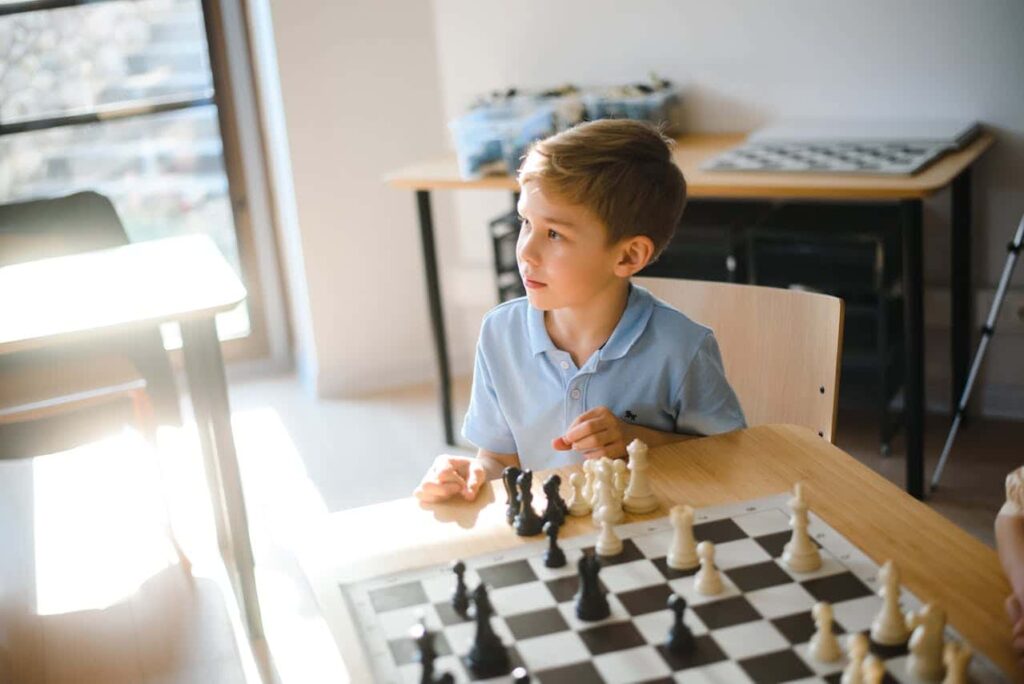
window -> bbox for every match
[0,0,275,355]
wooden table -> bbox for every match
[0,234,263,638]
[385,132,996,500]
[298,424,1014,682]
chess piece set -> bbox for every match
[411,440,975,683]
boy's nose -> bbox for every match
[517,232,541,265]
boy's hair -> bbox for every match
[518,119,687,260]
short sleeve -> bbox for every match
[1001,466,1024,516]
[461,340,518,454]
[674,333,747,436]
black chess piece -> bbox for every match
[465,584,510,678]
[451,560,469,617]
[573,550,610,621]
[511,666,531,683]
[513,470,543,536]
[411,618,454,684]
[541,474,568,527]
[502,466,522,526]
[666,593,694,654]
[542,520,566,568]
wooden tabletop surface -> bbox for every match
[385,131,994,199]
[0,234,246,355]
[299,424,1014,681]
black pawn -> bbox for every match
[451,560,469,617]
[541,474,567,528]
[666,593,694,654]
[542,520,566,568]
[574,550,610,621]
[513,470,543,536]
[466,584,510,678]
[511,666,531,683]
[502,466,522,526]
[411,619,453,684]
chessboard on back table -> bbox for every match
[340,493,1004,683]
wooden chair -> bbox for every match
[0,191,189,569]
[636,276,845,442]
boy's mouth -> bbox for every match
[523,277,547,290]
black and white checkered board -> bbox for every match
[340,494,1004,683]
[701,142,950,175]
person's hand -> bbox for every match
[552,406,627,460]
[414,454,488,503]
[1005,593,1024,667]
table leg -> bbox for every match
[417,190,455,446]
[181,318,263,638]
[900,200,926,500]
[951,169,972,425]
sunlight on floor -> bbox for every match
[32,428,175,615]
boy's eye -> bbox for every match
[518,216,530,229]
[547,229,561,240]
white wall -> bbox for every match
[431,0,1024,418]
[259,0,451,396]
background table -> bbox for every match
[386,132,995,500]
[298,424,1014,682]
[0,234,263,637]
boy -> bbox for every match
[415,119,746,503]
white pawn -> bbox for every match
[809,601,842,662]
[782,482,822,572]
[907,603,946,682]
[581,460,596,505]
[863,655,886,684]
[567,472,591,516]
[871,560,910,645]
[590,459,608,507]
[694,541,723,595]
[595,502,622,556]
[623,439,658,514]
[942,641,972,684]
[595,464,624,524]
[841,633,868,684]
[667,504,699,570]
[612,459,629,503]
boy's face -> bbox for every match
[516,179,626,311]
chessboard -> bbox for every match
[339,493,1004,684]
[700,141,951,176]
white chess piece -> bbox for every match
[841,633,868,684]
[782,482,822,572]
[594,500,622,556]
[906,603,946,682]
[582,460,596,506]
[590,458,609,506]
[694,541,723,595]
[942,641,972,684]
[863,655,886,684]
[595,463,624,524]
[567,472,591,516]
[612,458,629,503]
[809,601,842,662]
[667,504,699,570]
[871,560,910,645]
[623,439,658,514]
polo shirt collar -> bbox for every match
[525,283,655,360]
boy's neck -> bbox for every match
[544,280,631,367]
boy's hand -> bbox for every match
[414,454,487,503]
[552,406,627,460]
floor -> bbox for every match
[0,372,1019,683]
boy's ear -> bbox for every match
[613,235,656,277]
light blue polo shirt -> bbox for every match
[462,283,746,470]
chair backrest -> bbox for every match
[636,276,845,442]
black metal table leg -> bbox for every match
[900,200,926,499]
[417,190,455,446]
[951,169,972,425]
[181,317,264,638]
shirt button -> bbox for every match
[570,388,581,400]
[560,361,570,370]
